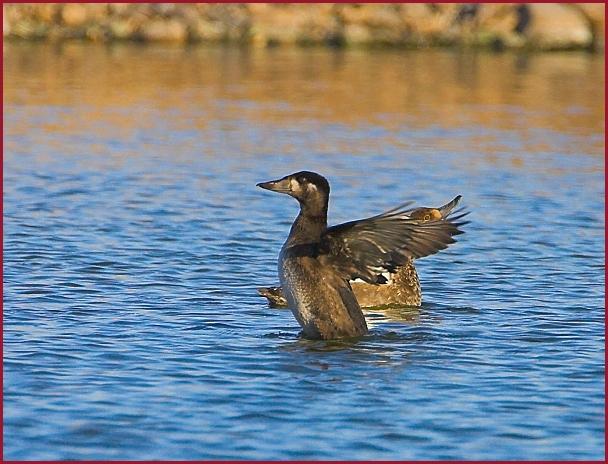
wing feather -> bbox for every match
[319,196,468,283]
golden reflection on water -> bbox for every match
[4,41,604,157]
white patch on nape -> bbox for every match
[308,183,317,192]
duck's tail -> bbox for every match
[436,195,462,218]
[257,286,288,308]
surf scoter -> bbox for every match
[257,171,467,340]
[257,198,461,309]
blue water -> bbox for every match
[4,43,605,459]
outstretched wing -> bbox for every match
[319,196,468,283]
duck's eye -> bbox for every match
[298,176,307,183]
[423,214,430,221]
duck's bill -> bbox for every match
[256,177,292,194]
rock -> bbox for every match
[575,3,605,49]
[85,4,109,23]
[1,3,602,50]
[338,4,410,45]
[191,19,226,42]
[343,24,371,45]
[473,4,523,48]
[11,19,48,39]
[35,4,59,23]
[152,3,178,18]
[61,3,87,27]
[85,24,108,42]
[109,19,136,40]
[109,3,135,17]
[400,3,455,44]
[526,4,593,49]
[140,19,187,42]
[577,3,605,24]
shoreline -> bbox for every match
[3,3,604,52]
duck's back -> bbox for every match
[279,247,368,339]
[352,259,421,307]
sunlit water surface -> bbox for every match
[4,43,605,460]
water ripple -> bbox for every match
[3,44,604,460]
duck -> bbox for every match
[258,258,419,308]
[257,200,460,309]
[257,171,467,340]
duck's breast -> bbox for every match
[278,249,367,339]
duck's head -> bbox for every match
[257,171,330,207]
[409,207,442,222]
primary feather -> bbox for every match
[319,196,468,283]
